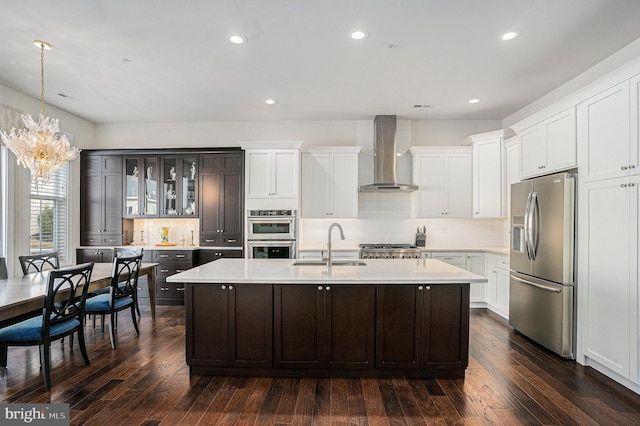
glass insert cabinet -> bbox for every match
[124,156,159,218]
[160,155,198,217]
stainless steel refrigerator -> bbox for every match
[510,171,576,358]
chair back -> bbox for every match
[114,247,144,258]
[19,252,60,275]
[0,257,7,279]
[43,262,94,335]
[110,253,143,301]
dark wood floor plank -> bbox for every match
[360,378,390,426]
[254,376,286,425]
[198,376,245,425]
[406,379,447,426]
[215,377,252,425]
[377,378,408,426]
[329,378,349,425]
[390,378,426,426]
[293,378,317,426]
[311,378,331,426]
[156,375,220,425]
[274,377,301,425]
[234,377,272,426]
[345,379,368,426]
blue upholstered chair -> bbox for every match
[18,252,60,275]
[85,254,142,349]
[0,262,94,390]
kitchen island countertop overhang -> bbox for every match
[166,258,488,285]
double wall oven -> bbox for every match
[247,209,297,259]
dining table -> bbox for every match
[0,262,158,325]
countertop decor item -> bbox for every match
[158,226,170,244]
[0,40,80,188]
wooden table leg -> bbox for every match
[148,266,156,319]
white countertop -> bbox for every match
[166,258,487,285]
[298,246,510,256]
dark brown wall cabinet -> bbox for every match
[199,153,244,247]
[159,154,198,217]
[80,154,131,246]
[123,155,160,218]
[274,284,376,370]
[187,283,273,368]
[76,248,113,264]
[376,284,469,370]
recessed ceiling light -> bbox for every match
[469,98,480,104]
[349,30,368,40]
[501,30,522,41]
[265,99,277,105]
[413,104,432,108]
[229,34,247,44]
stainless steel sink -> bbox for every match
[292,260,367,266]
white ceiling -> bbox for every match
[1,0,640,124]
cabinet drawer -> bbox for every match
[81,234,123,246]
[153,250,193,262]
[489,255,510,270]
[156,281,186,298]
[432,252,466,267]
[156,264,191,278]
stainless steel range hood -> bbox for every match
[359,115,418,192]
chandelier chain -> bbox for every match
[40,42,45,116]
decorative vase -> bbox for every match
[158,226,170,244]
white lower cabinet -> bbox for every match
[579,175,639,382]
[485,253,510,319]
[430,252,487,306]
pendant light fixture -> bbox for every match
[0,40,80,188]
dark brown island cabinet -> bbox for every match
[186,282,470,378]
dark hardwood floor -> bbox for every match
[1,304,639,425]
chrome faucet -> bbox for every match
[326,223,345,268]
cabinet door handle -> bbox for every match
[630,165,636,169]
[160,269,169,273]
[176,254,186,258]
[229,285,234,290]
[177,287,185,291]
[325,286,330,291]
[176,269,186,273]
[159,254,169,258]
[425,286,430,290]
[205,239,216,242]
[417,286,423,291]
[318,286,323,291]
[622,165,629,170]
[227,239,237,243]
[630,183,636,187]
[221,285,227,290]
[621,184,628,188]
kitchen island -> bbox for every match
[167,258,486,378]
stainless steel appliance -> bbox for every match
[247,209,296,240]
[359,244,422,259]
[247,209,297,259]
[247,240,296,259]
[509,171,576,358]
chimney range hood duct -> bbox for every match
[359,115,418,192]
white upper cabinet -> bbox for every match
[578,78,640,183]
[520,107,576,179]
[504,136,521,218]
[301,147,360,218]
[242,145,301,200]
[410,147,472,218]
[472,137,503,218]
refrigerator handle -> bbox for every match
[524,193,533,260]
[530,192,539,261]
[511,274,562,293]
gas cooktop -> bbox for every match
[359,243,418,249]
[359,243,422,259]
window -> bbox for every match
[29,163,69,260]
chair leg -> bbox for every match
[101,314,105,332]
[70,332,75,349]
[109,312,117,350]
[131,305,140,335]
[77,329,90,366]
[0,346,7,367]
[92,314,96,328]
[40,344,51,391]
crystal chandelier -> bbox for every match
[0,40,80,188]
